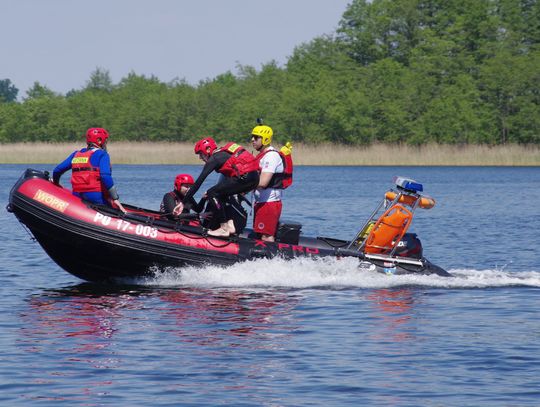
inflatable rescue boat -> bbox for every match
[7,169,450,282]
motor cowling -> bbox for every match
[393,233,423,259]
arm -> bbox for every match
[182,153,227,204]
[94,150,114,190]
[52,151,77,184]
[258,172,274,189]
[257,150,281,189]
[94,150,126,213]
[189,196,206,213]
[181,164,212,204]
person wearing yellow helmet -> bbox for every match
[251,124,273,147]
[251,123,283,242]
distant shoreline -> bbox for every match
[1,142,539,166]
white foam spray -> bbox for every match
[133,257,540,289]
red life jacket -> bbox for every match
[70,149,103,193]
[218,142,259,177]
[256,145,293,189]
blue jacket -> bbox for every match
[53,147,115,205]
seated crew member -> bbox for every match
[53,127,126,212]
[160,173,205,220]
[179,137,259,237]
[251,124,283,242]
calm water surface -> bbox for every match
[1,164,539,406]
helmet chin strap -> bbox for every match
[88,142,105,150]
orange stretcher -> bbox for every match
[348,178,435,257]
[364,203,413,254]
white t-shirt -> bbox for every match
[254,147,283,203]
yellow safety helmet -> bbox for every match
[251,125,273,146]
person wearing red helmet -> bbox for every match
[160,173,205,220]
[52,127,125,212]
[180,137,259,237]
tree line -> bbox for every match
[0,0,538,145]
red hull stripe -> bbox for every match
[18,179,240,256]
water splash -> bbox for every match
[127,257,540,289]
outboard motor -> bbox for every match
[393,233,423,259]
[24,168,50,180]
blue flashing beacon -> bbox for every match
[393,176,423,193]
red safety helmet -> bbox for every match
[174,173,194,190]
[194,137,217,157]
[86,128,110,147]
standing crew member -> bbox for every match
[179,137,259,237]
[251,124,283,241]
[53,127,125,212]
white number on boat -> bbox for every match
[135,224,158,238]
[116,219,131,231]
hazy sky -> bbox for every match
[2,0,352,96]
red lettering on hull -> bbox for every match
[277,243,320,254]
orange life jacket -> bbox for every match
[218,142,259,177]
[70,149,103,193]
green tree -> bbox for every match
[478,49,540,143]
[0,103,24,141]
[338,0,427,66]
[110,72,171,140]
[85,67,114,92]
[1,0,538,146]
[0,78,19,103]
[25,82,57,100]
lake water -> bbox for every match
[1,164,540,406]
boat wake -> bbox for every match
[128,257,540,289]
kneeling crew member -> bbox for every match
[179,137,259,237]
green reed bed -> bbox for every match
[1,142,538,166]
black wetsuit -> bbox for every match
[182,150,259,224]
[202,194,249,233]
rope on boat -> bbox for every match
[91,203,236,248]
[18,220,36,242]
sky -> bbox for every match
[2,0,352,97]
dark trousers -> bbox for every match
[206,171,259,224]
